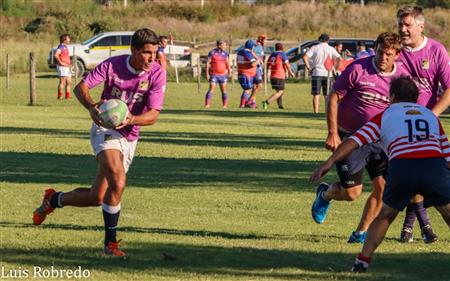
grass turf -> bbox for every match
[0,73,449,281]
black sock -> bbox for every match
[102,204,121,246]
[49,192,63,208]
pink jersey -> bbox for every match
[398,37,450,109]
[208,48,229,75]
[333,56,409,133]
[350,103,450,162]
[83,55,166,141]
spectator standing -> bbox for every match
[54,34,72,100]
[302,33,341,113]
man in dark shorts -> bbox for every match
[302,34,341,113]
[262,43,295,110]
[310,32,409,244]
[310,77,450,272]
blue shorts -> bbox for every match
[209,74,228,84]
[254,66,263,84]
[383,158,450,211]
[238,75,254,90]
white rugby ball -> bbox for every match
[98,99,129,129]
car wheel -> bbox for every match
[71,59,85,78]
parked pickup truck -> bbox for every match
[48,31,190,77]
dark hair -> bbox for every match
[334,41,342,47]
[159,35,168,42]
[375,32,401,54]
[275,43,283,51]
[357,41,365,47]
[131,28,159,49]
[59,34,70,43]
[216,39,224,46]
[318,33,329,42]
[390,76,419,103]
[397,6,425,24]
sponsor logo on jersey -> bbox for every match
[406,109,423,115]
[421,59,429,70]
[139,80,149,91]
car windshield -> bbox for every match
[82,34,104,46]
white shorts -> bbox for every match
[57,65,72,77]
[90,124,137,173]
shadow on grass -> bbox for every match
[0,240,448,280]
[163,108,326,120]
[36,74,58,79]
[139,131,324,150]
[0,152,318,192]
[0,221,272,240]
[1,126,88,139]
[2,126,325,150]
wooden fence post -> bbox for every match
[231,59,235,93]
[264,55,268,96]
[29,52,36,106]
[6,53,10,90]
[73,46,78,84]
[197,56,201,94]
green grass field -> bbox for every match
[1,73,449,281]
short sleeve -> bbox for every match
[82,59,110,89]
[147,69,167,111]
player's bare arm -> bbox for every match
[54,50,65,66]
[74,82,102,126]
[302,54,311,71]
[119,108,160,128]
[431,88,450,116]
[310,138,359,183]
[325,91,342,151]
[206,58,211,80]
[285,62,295,78]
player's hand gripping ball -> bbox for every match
[98,99,129,129]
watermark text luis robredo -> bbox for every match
[1,265,91,279]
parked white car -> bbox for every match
[48,31,190,77]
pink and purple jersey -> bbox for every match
[350,103,450,162]
[56,44,70,66]
[208,48,229,75]
[83,55,166,141]
[237,49,257,77]
[398,37,450,109]
[268,51,288,79]
[333,56,409,133]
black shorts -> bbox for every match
[311,76,328,96]
[383,158,450,211]
[270,78,285,90]
[335,131,388,188]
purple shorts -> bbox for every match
[210,74,228,84]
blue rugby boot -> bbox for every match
[311,183,330,224]
[348,231,367,243]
